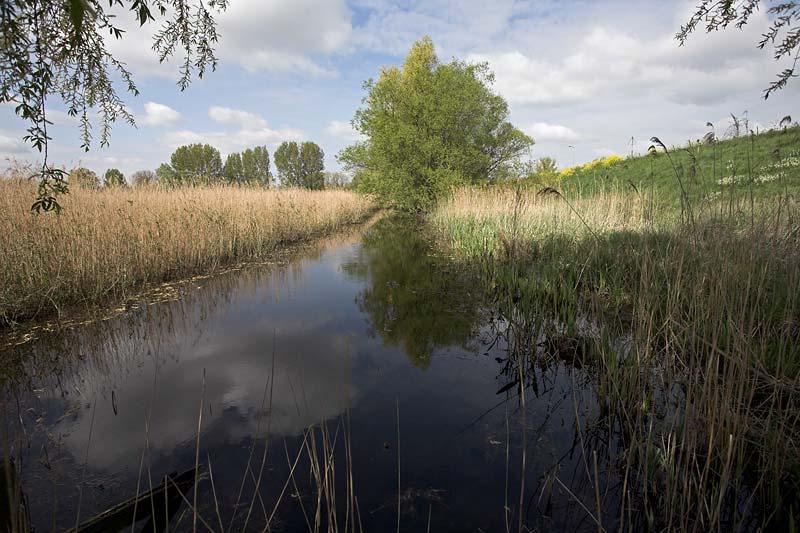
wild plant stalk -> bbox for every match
[73,393,97,531]
[226,332,279,531]
[192,368,205,533]
[205,454,224,533]
[242,344,277,532]
[131,365,160,532]
[396,397,401,533]
[650,137,695,230]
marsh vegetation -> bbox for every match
[2,13,800,532]
[0,180,375,326]
[433,182,800,530]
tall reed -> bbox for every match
[0,180,375,325]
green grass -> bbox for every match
[559,125,800,201]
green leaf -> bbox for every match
[67,0,87,34]
[138,4,152,26]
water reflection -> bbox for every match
[1,215,610,532]
[343,215,484,368]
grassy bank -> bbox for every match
[559,125,800,200]
[0,181,375,325]
[432,185,800,529]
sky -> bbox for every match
[1,0,798,179]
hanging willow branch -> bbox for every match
[0,0,228,212]
[677,0,800,99]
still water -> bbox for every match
[1,215,606,532]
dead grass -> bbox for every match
[0,180,375,325]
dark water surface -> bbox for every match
[2,215,606,532]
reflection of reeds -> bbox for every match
[0,181,376,326]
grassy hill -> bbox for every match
[558,125,800,201]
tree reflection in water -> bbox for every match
[343,214,486,368]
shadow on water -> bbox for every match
[1,214,616,532]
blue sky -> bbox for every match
[1,0,798,179]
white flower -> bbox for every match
[772,156,800,169]
[755,173,780,184]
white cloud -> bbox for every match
[351,0,524,57]
[162,127,304,155]
[217,0,351,76]
[184,106,305,153]
[471,13,780,108]
[208,106,267,130]
[592,147,617,157]
[105,0,351,79]
[325,120,361,141]
[236,127,305,145]
[46,109,80,126]
[0,134,30,155]
[233,50,338,78]
[103,6,175,80]
[526,122,579,142]
[139,102,182,127]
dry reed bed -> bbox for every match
[0,182,375,324]
[433,186,800,530]
[432,187,670,257]
[436,187,657,233]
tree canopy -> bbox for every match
[274,142,301,186]
[338,37,532,211]
[156,163,176,186]
[324,171,349,188]
[275,141,325,189]
[241,146,271,185]
[0,0,227,211]
[533,157,559,182]
[222,146,271,185]
[223,153,244,184]
[299,142,325,190]
[166,143,223,186]
[678,1,799,98]
[103,168,126,187]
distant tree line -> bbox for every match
[67,140,332,190]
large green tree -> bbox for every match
[274,141,325,189]
[167,143,223,185]
[1,0,227,211]
[223,152,244,184]
[274,142,302,186]
[338,37,532,211]
[299,142,325,190]
[241,146,271,185]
